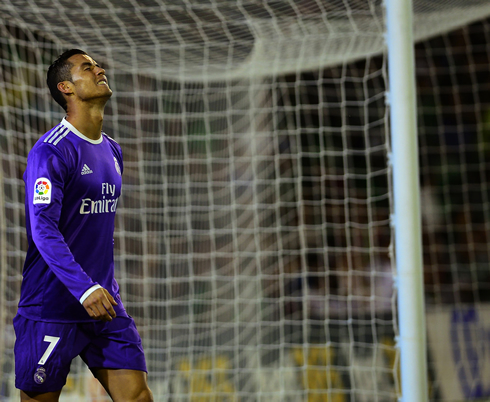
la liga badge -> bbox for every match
[33,178,52,204]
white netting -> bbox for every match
[1,1,490,81]
[2,1,490,401]
[416,19,490,401]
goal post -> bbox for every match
[386,0,428,401]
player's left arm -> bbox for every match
[78,135,124,322]
[81,287,118,321]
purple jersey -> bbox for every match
[19,118,127,322]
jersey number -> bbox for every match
[38,336,61,365]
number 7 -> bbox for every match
[38,336,61,365]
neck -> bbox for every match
[65,106,106,141]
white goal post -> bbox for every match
[2,1,490,401]
[386,0,428,401]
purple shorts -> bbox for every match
[14,314,147,393]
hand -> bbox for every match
[82,288,118,321]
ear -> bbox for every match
[57,81,73,95]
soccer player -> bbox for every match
[14,49,153,402]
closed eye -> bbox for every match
[81,62,100,71]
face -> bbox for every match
[60,53,112,104]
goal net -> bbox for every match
[1,1,490,401]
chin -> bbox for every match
[102,89,113,98]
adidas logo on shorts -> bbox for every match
[81,164,94,175]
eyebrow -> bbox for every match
[80,61,101,69]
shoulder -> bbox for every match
[28,123,77,170]
[30,125,68,159]
[102,132,123,157]
[38,122,72,149]
[102,132,120,146]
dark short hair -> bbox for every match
[47,49,88,111]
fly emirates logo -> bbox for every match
[79,183,119,215]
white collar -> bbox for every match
[61,118,103,145]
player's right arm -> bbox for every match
[25,142,115,321]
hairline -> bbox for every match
[47,49,90,111]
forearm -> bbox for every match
[31,213,98,301]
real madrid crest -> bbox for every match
[34,366,47,384]
[113,157,121,175]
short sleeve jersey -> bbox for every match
[19,118,127,322]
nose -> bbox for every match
[96,66,106,76]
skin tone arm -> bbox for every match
[82,288,118,321]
